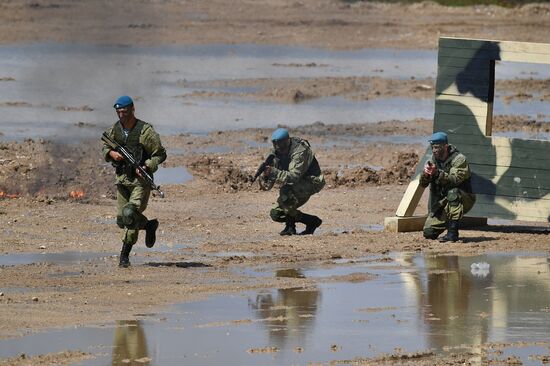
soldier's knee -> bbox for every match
[270,208,286,222]
[447,188,461,206]
[122,204,138,229]
[116,215,125,229]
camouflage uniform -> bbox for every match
[267,137,325,224]
[420,144,476,238]
[102,119,167,246]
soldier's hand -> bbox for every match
[263,165,272,177]
[109,150,124,161]
[136,166,148,178]
[423,161,436,177]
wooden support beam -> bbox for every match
[384,216,488,233]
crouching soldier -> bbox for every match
[420,131,476,242]
[102,95,167,267]
[263,128,325,235]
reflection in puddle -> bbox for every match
[248,287,320,350]
[154,166,192,185]
[1,252,549,365]
[275,268,305,278]
[112,320,150,365]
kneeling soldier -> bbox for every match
[420,131,476,242]
[263,128,325,235]
[102,96,167,267]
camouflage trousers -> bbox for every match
[423,188,476,238]
[116,183,151,245]
[270,176,325,222]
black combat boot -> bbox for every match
[119,243,133,268]
[279,219,296,236]
[439,220,459,242]
[298,213,322,235]
[145,219,159,248]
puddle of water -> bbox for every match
[1,252,549,365]
[0,251,111,266]
[1,44,548,142]
[154,166,193,185]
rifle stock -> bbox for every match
[102,132,165,198]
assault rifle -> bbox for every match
[101,132,165,198]
[252,154,275,184]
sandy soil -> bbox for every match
[1,0,550,364]
[1,0,550,49]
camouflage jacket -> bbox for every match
[102,119,167,186]
[419,144,473,200]
[268,137,322,185]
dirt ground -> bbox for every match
[1,0,550,49]
[1,1,550,365]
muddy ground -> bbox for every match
[1,0,550,365]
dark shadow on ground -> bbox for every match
[145,261,211,268]
[473,226,550,235]
[460,236,498,243]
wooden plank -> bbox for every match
[499,52,550,64]
[436,73,492,87]
[396,179,425,217]
[471,164,550,179]
[436,97,488,110]
[434,113,488,132]
[438,56,493,69]
[396,149,431,216]
[435,80,491,97]
[440,47,550,64]
[467,205,546,221]
[435,94,490,108]
[474,193,550,210]
[436,65,491,82]
[471,170,550,187]
[439,46,501,61]
[471,181,550,200]
[384,215,487,232]
[434,103,489,117]
[439,37,550,55]
[458,136,550,154]
[437,62,491,75]
[432,123,487,136]
[384,216,427,232]
[439,53,550,71]
[468,197,550,221]
[434,119,488,136]
[466,154,550,170]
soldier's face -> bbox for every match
[431,143,449,162]
[273,138,290,155]
[116,105,134,123]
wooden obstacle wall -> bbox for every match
[386,37,550,231]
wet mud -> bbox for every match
[2,1,550,365]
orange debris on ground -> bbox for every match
[0,191,19,199]
[69,190,85,199]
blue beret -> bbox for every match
[271,128,289,142]
[113,95,134,109]
[429,131,448,145]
